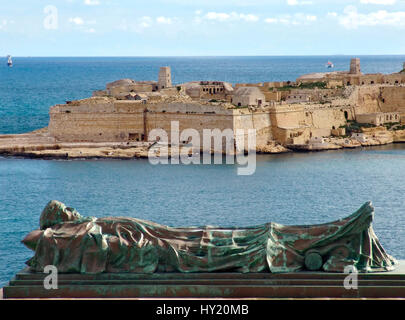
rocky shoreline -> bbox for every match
[1,128,405,160]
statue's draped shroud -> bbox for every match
[22,200,397,274]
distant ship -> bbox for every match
[326,61,334,69]
[7,55,13,67]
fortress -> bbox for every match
[48,60,405,152]
[2,60,405,158]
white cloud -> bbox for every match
[84,0,100,5]
[204,12,231,21]
[0,19,7,30]
[69,17,97,33]
[265,13,317,25]
[156,16,173,24]
[69,17,84,25]
[327,12,338,17]
[117,15,180,33]
[240,14,260,22]
[360,0,396,4]
[339,5,405,29]
[203,12,259,22]
[287,0,313,5]
[139,16,153,29]
[265,18,278,24]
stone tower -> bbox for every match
[349,58,361,74]
[158,66,172,90]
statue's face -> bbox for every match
[40,200,82,229]
[64,206,81,221]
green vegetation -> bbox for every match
[384,122,402,130]
[298,81,328,89]
[268,86,294,92]
[394,125,405,130]
[268,81,328,92]
[341,120,375,134]
[232,104,249,109]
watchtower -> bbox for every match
[158,66,172,90]
[350,58,361,74]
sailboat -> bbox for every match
[326,61,334,69]
[7,55,13,67]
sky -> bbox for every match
[0,0,405,56]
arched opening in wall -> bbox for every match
[344,111,348,120]
[238,103,241,107]
[395,81,399,84]
[347,81,351,86]
[371,81,374,85]
[332,126,336,130]
[382,98,385,103]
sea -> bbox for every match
[1,56,405,286]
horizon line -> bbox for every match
[4,54,405,58]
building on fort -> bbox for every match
[158,67,172,90]
[232,87,266,107]
[285,93,311,104]
[182,81,234,101]
[356,112,400,126]
[350,58,361,75]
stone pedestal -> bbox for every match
[3,261,405,299]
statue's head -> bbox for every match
[39,200,82,230]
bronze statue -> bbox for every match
[22,200,397,274]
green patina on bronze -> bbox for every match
[22,200,397,274]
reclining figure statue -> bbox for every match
[22,200,397,274]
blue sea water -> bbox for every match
[1,56,405,287]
